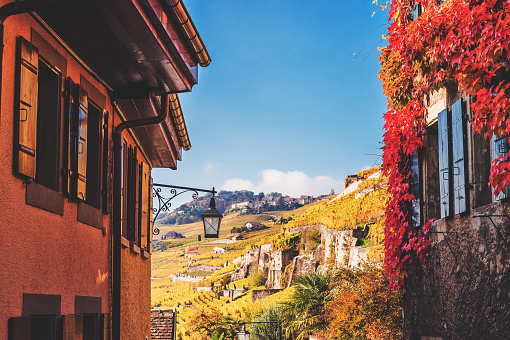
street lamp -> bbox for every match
[152,184,222,238]
[201,193,223,238]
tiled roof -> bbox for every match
[151,309,175,340]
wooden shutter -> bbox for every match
[15,37,39,179]
[410,151,422,227]
[62,315,75,340]
[77,87,88,201]
[438,108,450,218]
[8,317,31,340]
[452,99,468,214]
[132,148,140,246]
[492,134,509,200]
[99,313,109,340]
[64,78,78,197]
[102,111,109,213]
[140,162,150,250]
[121,141,128,238]
[127,146,133,241]
[149,175,153,253]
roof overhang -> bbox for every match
[34,0,207,95]
[117,94,189,168]
[30,0,209,168]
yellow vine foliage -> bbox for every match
[286,167,389,245]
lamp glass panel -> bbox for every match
[204,217,220,235]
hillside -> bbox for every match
[151,167,393,339]
[155,189,323,226]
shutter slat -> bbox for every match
[16,38,39,179]
[452,99,467,214]
[77,87,88,201]
[438,108,450,218]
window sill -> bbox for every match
[26,182,64,216]
[77,203,104,233]
[121,237,130,248]
[142,250,150,260]
[130,243,140,255]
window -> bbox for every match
[492,134,509,200]
[411,3,422,21]
[121,142,152,252]
[413,98,469,222]
[15,36,108,217]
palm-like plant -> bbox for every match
[280,273,331,339]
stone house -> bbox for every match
[0,0,210,339]
[390,3,510,339]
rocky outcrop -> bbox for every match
[231,225,372,289]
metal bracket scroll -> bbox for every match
[151,183,216,235]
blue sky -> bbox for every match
[153,1,389,206]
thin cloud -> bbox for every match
[221,169,343,197]
[202,161,221,174]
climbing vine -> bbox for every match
[380,0,510,287]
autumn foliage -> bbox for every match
[380,0,510,287]
[323,267,402,340]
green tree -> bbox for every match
[250,305,283,340]
[280,273,331,339]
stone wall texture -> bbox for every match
[403,200,510,340]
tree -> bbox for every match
[250,305,282,340]
[212,316,242,340]
[258,192,265,201]
[185,307,223,339]
[280,273,331,339]
[325,267,401,340]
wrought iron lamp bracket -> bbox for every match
[151,183,216,235]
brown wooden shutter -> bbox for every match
[149,175,153,253]
[15,37,39,179]
[133,148,140,246]
[102,111,109,213]
[99,313,109,340]
[77,87,88,201]
[64,78,78,197]
[121,141,128,238]
[62,315,75,340]
[8,317,31,340]
[140,162,150,250]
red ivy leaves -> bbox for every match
[380,0,510,287]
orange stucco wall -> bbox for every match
[117,113,153,340]
[0,7,152,339]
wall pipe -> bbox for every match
[112,93,169,340]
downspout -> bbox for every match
[0,0,97,127]
[112,93,169,340]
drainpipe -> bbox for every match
[0,0,97,128]
[112,93,169,340]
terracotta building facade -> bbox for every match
[0,0,210,339]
